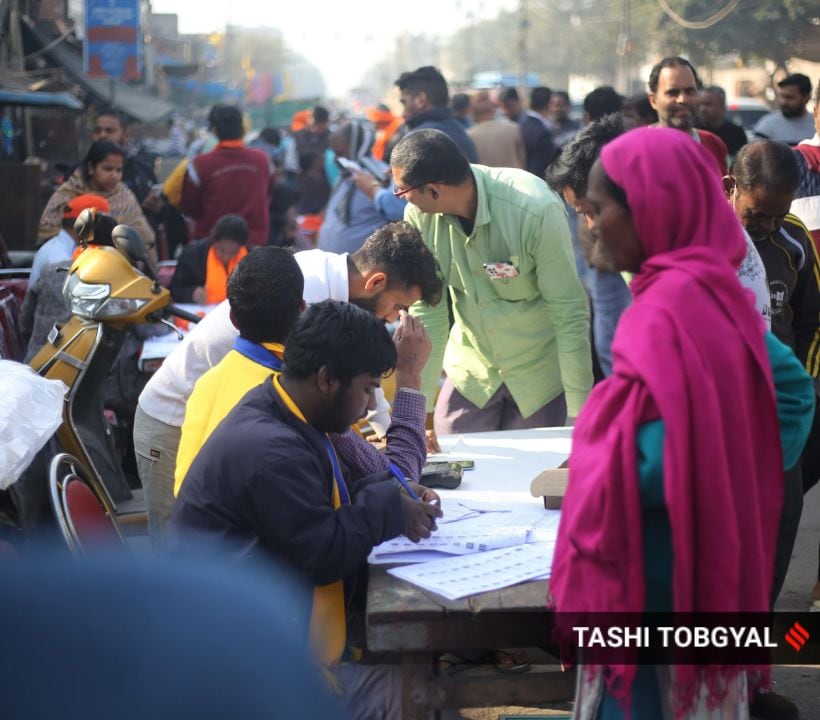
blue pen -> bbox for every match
[388,462,421,501]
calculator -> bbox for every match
[420,462,464,489]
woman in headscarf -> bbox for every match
[38,140,156,267]
[317,120,392,256]
[550,128,815,718]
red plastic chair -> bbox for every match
[49,453,127,555]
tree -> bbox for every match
[655,0,820,70]
[442,0,661,90]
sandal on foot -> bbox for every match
[438,652,474,676]
[493,649,532,674]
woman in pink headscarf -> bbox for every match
[549,128,814,719]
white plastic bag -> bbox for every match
[0,361,67,490]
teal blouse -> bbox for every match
[600,332,815,719]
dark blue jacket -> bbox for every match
[406,106,479,162]
[516,113,555,180]
[172,377,405,586]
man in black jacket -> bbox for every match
[696,85,748,157]
[172,300,441,719]
[395,66,478,162]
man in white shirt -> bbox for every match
[134,221,442,545]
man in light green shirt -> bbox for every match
[390,129,592,440]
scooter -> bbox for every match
[8,210,199,534]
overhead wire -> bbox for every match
[655,0,740,30]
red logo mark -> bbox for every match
[785,622,810,652]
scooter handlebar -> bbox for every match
[166,305,203,324]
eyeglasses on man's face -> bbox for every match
[392,182,427,198]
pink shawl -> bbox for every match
[549,128,783,712]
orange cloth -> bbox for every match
[372,116,403,161]
[71,243,107,260]
[291,110,311,132]
[366,107,394,126]
[214,140,245,150]
[63,194,110,219]
[172,311,206,332]
[299,214,323,233]
[204,245,247,304]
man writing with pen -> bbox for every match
[172,298,441,720]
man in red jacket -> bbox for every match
[648,56,729,177]
[181,105,271,247]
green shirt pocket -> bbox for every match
[489,272,538,301]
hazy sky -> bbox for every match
[150,0,517,96]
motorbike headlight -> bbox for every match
[64,278,111,318]
[94,297,149,317]
[62,275,149,318]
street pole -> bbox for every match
[617,0,632,94]
[10,0,34,156]
[518,0,528,89]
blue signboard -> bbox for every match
[83,0,142,80]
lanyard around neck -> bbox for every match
[323,438,351,506]
[272,374,350,506]
[233,337,283,371]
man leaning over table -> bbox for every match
[392,129,593,441]
[134,222,442,546]
[174,246,433,499]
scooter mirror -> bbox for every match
[74,208,96,246]
[111,224,145,265]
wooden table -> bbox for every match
[365,428,576,719]
[367,571,574,718]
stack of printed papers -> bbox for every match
[388,542,555,601]
[370,499,559,599]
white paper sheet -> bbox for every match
[367,550,456,565]
[369,502,561,564]
[373,526,530,556]
[387,542,555,601]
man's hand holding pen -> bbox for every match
[401,491,443,543]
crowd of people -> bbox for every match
[12,57,820,719]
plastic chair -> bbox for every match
[49,453,127,555]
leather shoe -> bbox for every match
[749,689,799,720]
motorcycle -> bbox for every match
[6,210,200,537]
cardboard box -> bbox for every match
[530,468,569,509]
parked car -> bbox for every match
[725,98,771,140]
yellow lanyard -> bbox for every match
[272,374,350,506]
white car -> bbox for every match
[725,98,771,140]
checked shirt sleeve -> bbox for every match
[329,388,427,481]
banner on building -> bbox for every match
[83,0,142,80]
